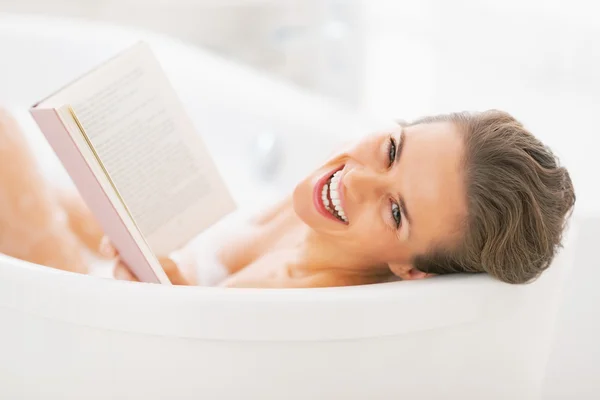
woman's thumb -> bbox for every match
[98,236,117,258]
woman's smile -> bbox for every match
[313,165,348,224]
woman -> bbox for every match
[0,108,575,287]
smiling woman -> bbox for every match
[109,109,574,287]
[0,104,575,287]
[292,118,467,281]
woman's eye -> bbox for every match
[387,137,396,167]
[391,201,402,229]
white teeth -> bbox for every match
[331,173,341,184]
[330,188,339,199]
[321,184,330,207]
[320,169,349,223]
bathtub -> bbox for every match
[0,13,576,399]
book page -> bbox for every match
[41,43,236,255]
[72,68,213,240]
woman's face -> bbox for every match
[292,121,468,279]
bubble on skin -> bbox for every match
[53,209,68,224]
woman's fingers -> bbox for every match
[101,238,191,285]
[112,254,188,285]
[158,256,192,285]
[100,237,136,281]
[113,261,139,282]
[99,236,117,258]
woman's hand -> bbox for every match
[99,237,196,285]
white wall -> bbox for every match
[0,0,366,107]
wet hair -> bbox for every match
[406,110,575,284]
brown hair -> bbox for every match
[407,110,575,284]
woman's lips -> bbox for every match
[313,166,347,224]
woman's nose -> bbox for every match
[343,167,386,204]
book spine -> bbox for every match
[30,108,165,284]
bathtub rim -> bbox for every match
[0,237,572,342]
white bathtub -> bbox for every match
[0,13,576,399]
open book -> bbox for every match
[30,42,236,284]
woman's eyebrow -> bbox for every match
[395,129,405,165]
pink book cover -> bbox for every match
[29,108,169,284]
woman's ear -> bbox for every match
[388,262,434,280]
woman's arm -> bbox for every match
[104,238,391,288]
